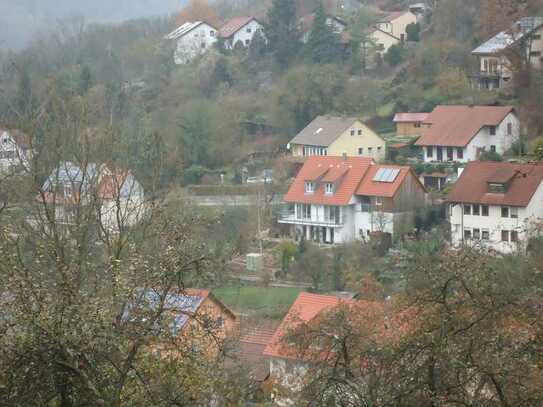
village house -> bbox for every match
[0,128,32,173]
[278,156,427,244]
[37,161,145,231]
[393,112,429,138]
[263,292,410,406]
[472,17,543,90]
[219,16,264,49]
[299,13,347,43]
[287,116,386,161]
[415,105,520,163]
[370,10,417,53]
[165,21,219,64]
[447,161,543,254]
[127,288,236,357]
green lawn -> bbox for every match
[213,286,303,319]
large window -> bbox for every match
[464,204,471,215]
[511,230,519,242]
[296,204,311,219]
[457,148,463,159]
[473,228,481,240]
[510,207,518,219]
[472,204,480,216]
[464,228,472,240]
[501,206,509,218]
[501,230,509,242]
[426,146,433,158]
[482,205,489,216]
[482,229,490,240]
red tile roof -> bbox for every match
[97,169,129,200]
[393,112,429,123]
[283,157,420,205]
[263,293,415,361]
[263,292,354,359]
[415,105,514,147]
[357,165,417,198]
[283,156,374,206]
[219,16,257,38]
[446,162,543,207]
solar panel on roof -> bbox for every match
[373,167,400,183]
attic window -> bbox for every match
[488,182,506,193]
[305,181,315,194]
[325,183,334,195]
[489,126,496,136]
[350,130,355,136]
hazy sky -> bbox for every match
[0,0,183,49]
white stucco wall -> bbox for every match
[224,20,263,49]
[449,180,543,254]
[0,131,31,173]
[174,23,217,64]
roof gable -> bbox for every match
[415,105,514,147]
[219,16,259,38]
[446,162,543,207]
[165,21,217,40]
[289,116,361,147]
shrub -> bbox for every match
[406,23,421,41]
[384,44,404,66]
[479,150,503,162]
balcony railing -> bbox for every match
[278,209,345,226]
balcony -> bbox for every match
[278,208,345,227]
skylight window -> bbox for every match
[314,128,323,135]
[373,168,400,183]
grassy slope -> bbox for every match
[213,286,303,319]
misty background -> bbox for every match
[0,0,184,49]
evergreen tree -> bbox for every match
[79,65,93,95]
[305,3,341,63]
[265,0,301,68]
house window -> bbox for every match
[374,197,383,206]
[325,183,334,195]
[358,148,363,155]
[246,27,252,33]
[473,228,481,240]
[414,122,421,128]
[501,230,509,242]
[510,207,518,218]
[350,129,355,136]
[511,230,519,242]
[305,181,315,194]
[507,123,512,135]
[482,229,490,240]
[482,205,489,216]
[210,30,215,37]
[296,204,311,219]
[501,206,509,218]
[377,146,382,153]
[426,146,433,158]
[368,147,373,155]
[447,147,453,161]
[473,204,480,216]
[457,148,463,159]
[464,204,471,215]
[489,126,496,135]
[490,145,496,153]
[357,129,362,135]
[464,228,472,240]
[530,51,541,57]
[245,39,250,46]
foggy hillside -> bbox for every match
[0,0,183,49]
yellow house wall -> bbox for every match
[389,12,417,40]
[327,120,386,162]
[371,29,399,53]
[291,144,305,157]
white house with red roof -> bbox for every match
[370,10,417,53]
[415,105,520,163]
[279,156,426,244]
[219,16,264,49]
[447,161,543,253]
[165,21,219,64]
[0,128,32,173]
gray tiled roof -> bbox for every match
[289,116,360,147]
[473,17,543,55]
